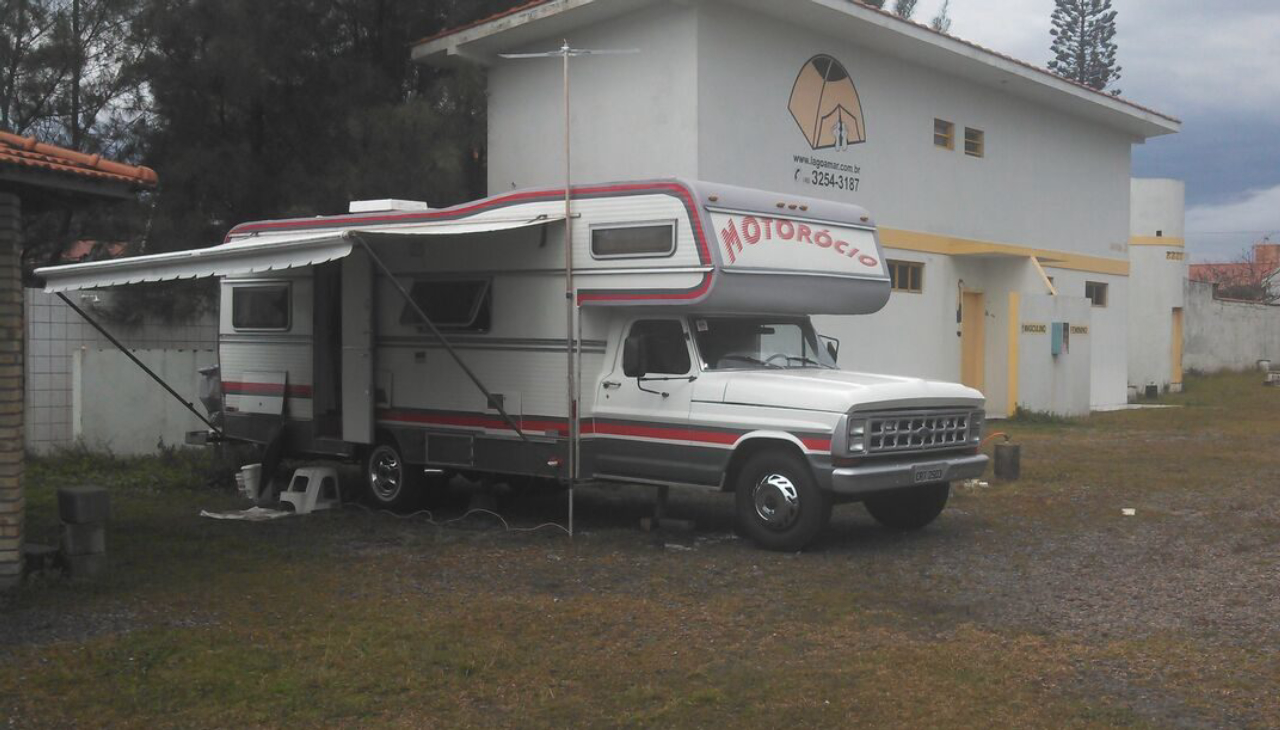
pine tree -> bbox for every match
[1048,0,1122,94]
[893,0,918,19]
[930,0,952,33]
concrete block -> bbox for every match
[61,521,105,555]
[58,486,110,524]
[65,552,108,581]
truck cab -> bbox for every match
[593,312,986,550]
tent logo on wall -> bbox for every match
[788,55,867,151]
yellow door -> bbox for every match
[1171,307,1184,385]
[961,291,986,392]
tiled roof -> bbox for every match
[416,0,1179,125]
[0,130,157,188]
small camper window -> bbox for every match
[399,279,492,332]
[231,283,290,331]
[591,222,676,259]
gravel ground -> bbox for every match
[2,374,1278,728]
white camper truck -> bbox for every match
[37,179,987,550]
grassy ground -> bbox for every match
[2,372,1278,728]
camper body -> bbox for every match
[38,179,987,549]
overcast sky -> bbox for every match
[914,0,1280,262]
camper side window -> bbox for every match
[591,222,676,259]
[399,279,492,332]
[231,284,290,330]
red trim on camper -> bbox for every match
[375,408,831,452]
[227,181,715,304]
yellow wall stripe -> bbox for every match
[1006,291,1020,418]
[879,227,1130,276]
[1130,235,1184,248]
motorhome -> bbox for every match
[37,179,988,550]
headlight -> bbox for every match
[969,410,985,443]
[847,417,867,454]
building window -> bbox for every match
[1085,281,1108,307]
[888,260,924,293]
[231,283,290,330]
[964,127,985,158]
[591,222,676,259]
[933,119,954,150]
[400,278,492,331]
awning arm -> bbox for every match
[350,234,532,446]
[56,293,222,437]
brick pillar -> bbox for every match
[0,192,23,589]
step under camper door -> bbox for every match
[341,247,375,445]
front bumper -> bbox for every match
[825,452,989,497]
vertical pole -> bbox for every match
[0,192,23,590]
[563,41,576,538]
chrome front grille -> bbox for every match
[863,409,975,455]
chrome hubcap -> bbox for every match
[753,473,800,531]
[369,447,403,501]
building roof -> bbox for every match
[0,131,157,189]
[1190,244,1280,287]
[413,0,1180,139]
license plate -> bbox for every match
[912,463,947,484]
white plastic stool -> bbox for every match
[279,466,341,515]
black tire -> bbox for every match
[734,449,832,552]
[864,482,950,530]
[362,439,422,511]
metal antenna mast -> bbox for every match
[499,41,638,538]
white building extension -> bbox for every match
[414,0,1183,415]
[1128,179,1188,395]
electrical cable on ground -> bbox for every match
[343,501,572,536]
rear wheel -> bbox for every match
[734,450,832,552]
[363,440,421,511]
[863,482,950,530]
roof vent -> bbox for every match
[348,199,431,213]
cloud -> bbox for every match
[1185,184,1280,262]
[916,0,1280,114]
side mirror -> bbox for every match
[622,334,648,377]
[820,334,840,364]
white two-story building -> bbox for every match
[414,0,1182,416]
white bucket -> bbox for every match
[238,464,263,500]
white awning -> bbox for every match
[36,215,561,293]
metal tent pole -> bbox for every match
[56,292,221,435]
[352,236,530,444]
[563,42,576,539]
[497,41,638,541]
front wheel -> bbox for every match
[363,441,421,511]
[863,482,950,530]
[734,450,832,552]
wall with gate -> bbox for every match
[25,288,217,452]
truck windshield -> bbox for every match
[690,317,836,370]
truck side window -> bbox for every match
[628,320,690,375]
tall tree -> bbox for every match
[893,0,918,20]
[1048,0,1122,94]
[0,0,145,155]
[930,0,953,32]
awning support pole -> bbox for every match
[351,236,531,445]
[56,292,222,436]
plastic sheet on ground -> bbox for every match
[199,506,293,522]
